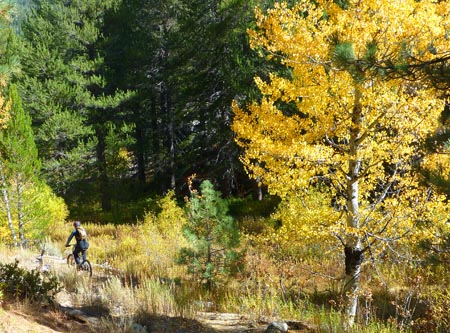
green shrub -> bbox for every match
[0,261,61,303]
[228,195,280,219]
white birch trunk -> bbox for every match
[343,86,364,328]
[343,167,363,328]
[17,176,26,247]
[0,159,17,246]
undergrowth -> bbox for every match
[0,261,60,303]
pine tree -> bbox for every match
[177,179,241,289]
[104,0,186,191]
[16,0,130,212]
[104,0,265,196]
[0,5,15,245]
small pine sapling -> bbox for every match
[177,179,241,289]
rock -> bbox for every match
[286,320,312,330]
[131,322,147,333]
[265,321,288,332]
[193,300,215,311]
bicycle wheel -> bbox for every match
[67,254,76,266]
[80,260,92,277]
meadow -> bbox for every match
[0,194,448,332]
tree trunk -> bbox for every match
[160,79,175,191]
[343,244,364,327]
[96,128,111,211]
[16,176,26,247]
[135,124,147,183]
[343,172,363,327]
[342,85,364,328]
[0,160,17,246]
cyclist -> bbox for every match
[65,221,89,266]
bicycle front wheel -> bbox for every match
[67,254,75,266]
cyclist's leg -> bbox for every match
[81,248,87,263]
[73,245,82,265]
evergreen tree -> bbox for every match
[169,0,261,195]
[16,0,130,212]
[105,0,266,197]
[1,84,40,245]
[103,0,185,192]
[0,5,16,245]
[177,179,241,289]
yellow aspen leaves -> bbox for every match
[232,0,450,250]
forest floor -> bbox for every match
[0,252,313,333]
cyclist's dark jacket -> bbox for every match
[65,227,89,250]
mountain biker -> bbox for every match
[65,221,89,266]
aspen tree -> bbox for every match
[232,0,450,327]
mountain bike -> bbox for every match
[66,244,92,277]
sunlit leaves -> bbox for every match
[232,0,450,252]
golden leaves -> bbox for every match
[232,0,450,249]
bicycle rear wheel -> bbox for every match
[80,260,92,277]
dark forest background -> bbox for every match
[7,0,283,223]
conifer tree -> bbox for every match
[105,0,264,195]
[16,0,130,212]
[1,84,40,245]
[178,179,241,289]
[0,4,15,244]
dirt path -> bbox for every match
[55,288,313,332]
[0,309,61,333]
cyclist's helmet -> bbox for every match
[73,221,81,228]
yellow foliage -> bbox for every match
[422,153,450,182]
[0,223,11,242]
[233,0,450,254]
[147,190,188,238]
[108,147,133,177]
[88,193,190,277]
[0,182,68,243]
[49,192,190,278]
[270,188,338,248]
[137,192,188,276]
[0,90,10,129]
[24,183,68,239]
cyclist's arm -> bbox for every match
[65,230,76,247]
